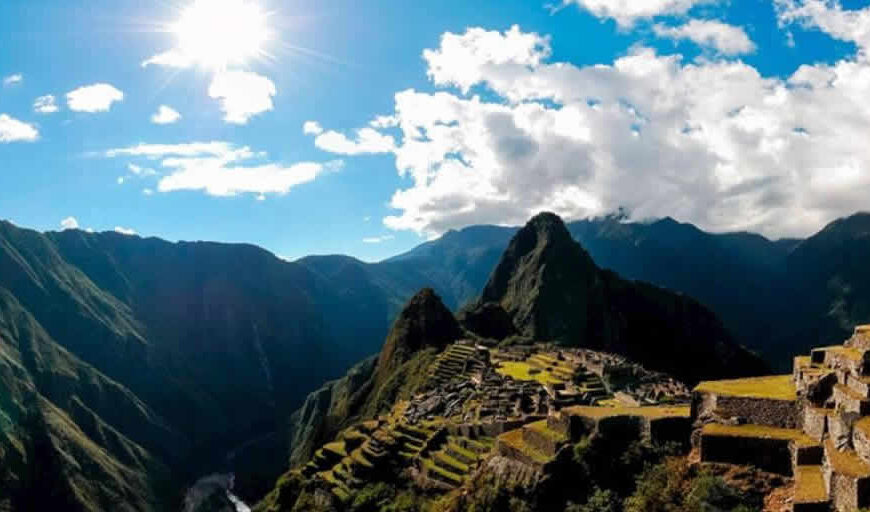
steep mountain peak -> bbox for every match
[480,213,597,341]
[374,288,462,381]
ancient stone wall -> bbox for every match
[715,395,800,428]
[700,434,793,475]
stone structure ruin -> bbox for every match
[693,325,870,511]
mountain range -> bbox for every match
[1,211,869,510]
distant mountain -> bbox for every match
[476,213,767,383]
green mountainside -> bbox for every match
[0,221,391,510]
[1,211,869,511]
[261,214,769,512]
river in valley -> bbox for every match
[183,474,251,512]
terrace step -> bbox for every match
[432,450,470,475]
[794,465,829,511]
[422,457,462,487]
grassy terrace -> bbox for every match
[694,375,797,401]
[702,424,817,448]
[498,429,550,465]
[794,465,827,504]
[825,439,870,477]
[526,420,567,442]
[564,405,690,420]
[814,346,865,361]
[496,361,565,385]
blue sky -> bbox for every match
[1,0,869,261]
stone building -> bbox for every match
[693,325,870,511]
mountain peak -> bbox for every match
[374,288,462,381]
[480,213,597,342]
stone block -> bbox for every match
[802,406,831,442]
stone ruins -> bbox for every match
[694,325,870,511]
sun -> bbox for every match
[172,0,271,69]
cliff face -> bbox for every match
[477,212,767,384]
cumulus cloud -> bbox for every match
[362,235,395,244]
[310,25,870,239]
[564,0,713,27]
[66,83,124,112]
[105,141,342,198]
[33,95,60,114]
[208,71,276,124]
[3,74,23,86]
[303,121,323,135]
[60,217,79,230]
[114,226,137,236]
[654,20,756,55]
[151,105,181,124]
[424,25,551,94]
[776,0,870,51]
[311,127,396,155]
[0,114,39,142]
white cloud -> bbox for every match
[143,188,154,196]
[60,217,79,230]
[114,226,137,236]
[66,83,124,113]
[776,0,870,51]
[303,121,323,135]
[312,127,396,155]
[3,74,23,86]
[33,95,60,114]
[208,71,276,124]
[104,141,342,198]
[424,25,551,94]
[106,141,244,159]
[127,163,157,176]
[362,234,395,244]
[315,25,870,240]
[141,50,194,69]
[151,105,181,125]
[117,176,125,185]
[654,20,756,55]
[564,0,713,27]
[370,115,398,128]
[0,114,39,143]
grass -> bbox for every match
[564,405,690,420]
[434,451,470,473]
[496,361,565,385]
[814,346,864,361]
[447,438,478,461]
[825,439,870,477]
[498,429,550,465]
[702,423,817,448]
[694,375,796,401]
[323,441,348,458]
[526,420,567,442]
[794,466,827,504]
[424,458,463,485]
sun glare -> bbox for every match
[172,0,270,69]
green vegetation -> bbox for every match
[624,458,761,512]
[702,423,817,448]
[565,405,690,420]
[694,375,796,401]
[496,361,565,385]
